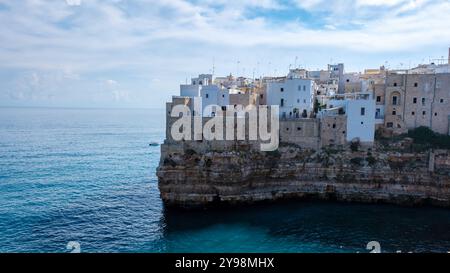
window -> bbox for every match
[422,111,426,115]
[303,86,306,91]
[298,86,301,91]
[297,127,302,131]
[280,88,284,92]
[360,107,365,116]
[392,96,398,105]
[440,98,444,103]
[412,111,415,116]
[280,99,284,107]
[413,97,417,104]
[376,96,381,102]
[303,99,306,103]
[297,99,300,103]
[422,98,425,106]
[346,79,350,82]
[434,112,438,116]
[332,124,336,128]
[376,108,381,118]
[206,94,209,98]
[394,82,397,87]
[361,121,364,125]
[222,94,225,98]
[414,82,418,87]
[392,110,396,115]
[199,80,203,85]
[286,127,289,131]
[260,94,264,99]
[387,122,393,128]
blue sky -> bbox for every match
[0,0,450,109]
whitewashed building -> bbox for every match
[266,78,315,119]
[200,85,230,117]
[180,74,213,97]
[179,74,230,117]
[325,93,376,143]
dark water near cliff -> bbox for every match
[1,107,450,253]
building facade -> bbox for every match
[383,72,450,135]
[266,78,315,119]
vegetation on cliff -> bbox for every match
[407,126,450,150]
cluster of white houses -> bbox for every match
[171,49,450,147]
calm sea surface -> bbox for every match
[1,107,450,253]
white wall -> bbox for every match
[179,74,218,116]
[200,85,229,116]
[326,95,376,142]
[346,97,375,142]
[180,84,201,97]
[266,78,315,118]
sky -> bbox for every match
[0,0,450,109]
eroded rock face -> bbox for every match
[156,142,450,208]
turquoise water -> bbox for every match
[1,107,450,253]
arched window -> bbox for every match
[391,92,401,105]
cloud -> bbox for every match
[105,79,118,87]
[66,0,82,6]
[356,0,405,6]
[0,0,449,107]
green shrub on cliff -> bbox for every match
[366,156,376,166]
[350,157,364,166]
[350,141,360,152]
[407,127,450,149]
[265,149,281,158]
[185,149,197,156]
[205,158,213,167]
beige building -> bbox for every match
[229,91,259,107]
[383,71,450,135]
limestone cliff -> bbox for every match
[156,140,450,208]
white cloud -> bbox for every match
[66,0,81,6]
[0,0,449,107]
[356,0,405,6]
[105,79,118,87]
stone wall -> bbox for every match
[320,115,347,147]
[279,119,321,150]
[166,96,347,151]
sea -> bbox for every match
[1,107,450,253]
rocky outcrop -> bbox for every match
[157,141,450,208]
